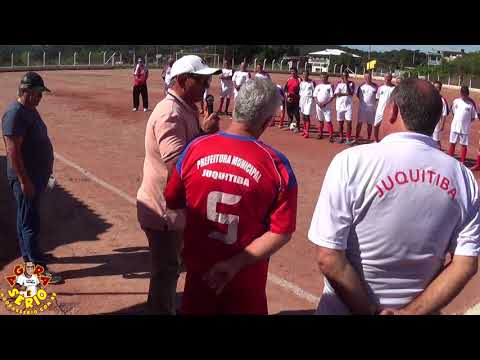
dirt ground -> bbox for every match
[0,69,479,315]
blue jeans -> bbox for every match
[9,179,46,268]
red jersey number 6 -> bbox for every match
[207,191,241,245]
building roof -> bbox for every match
[308,48,361,58]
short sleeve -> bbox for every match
[269,153,298,234]
[376,87,381,100]
[16,275,25,286]
[2,107,29,137]
[154,114,187,163]
[313,85,319,97]
[308,153,352,250]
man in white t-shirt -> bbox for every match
[299,70,316,138]
[354,71,378,142]
[448,86,477,164]
[313,72,335,141]
[308,78,480,315]
[431,80,450,150]
[15,262,41,298]
[373,73,395,142]
[162,58,175,96]
[218,60,234,115]
[334,71,356,144]
[232,62,251,99]
[254,63,271,81]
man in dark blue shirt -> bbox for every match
[2,72,61,284]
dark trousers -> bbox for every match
[9,179,46,268]
[286,102,300,124]
[133,84,149,109]
[143,227,183,315]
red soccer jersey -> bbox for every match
[285,77,301,103]
[165,131,298,272]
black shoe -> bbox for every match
[337,137,345,144]
[43,271,62,285]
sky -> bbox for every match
[343,45,480,53]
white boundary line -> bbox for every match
[54,152,321,306]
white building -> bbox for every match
[426,48,465,66]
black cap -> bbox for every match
[20,72,51,92]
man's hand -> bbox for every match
[20,178,35,198]
[201,112,220,133]
[203,259,240,295]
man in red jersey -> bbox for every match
[165,77,298,315]
[283,67,301,131]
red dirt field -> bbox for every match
[0,69,479,315]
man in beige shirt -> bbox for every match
[137,55,221,314]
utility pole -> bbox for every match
[368,45,371,60]
[413,50,416,66]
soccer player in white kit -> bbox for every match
[354,71,378,142]
[299,70,316,138]
[254,63,271,81]
[431,80,450,149]
[373,73,395,142]
[313,72,335,141]
[308,79,480,315]
[218,59,234,115]
[232,62,251,99]
[334,71,356,144]
[448,86,477,164]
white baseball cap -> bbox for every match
[170,55,221,79]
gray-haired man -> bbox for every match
[165,78,298,314]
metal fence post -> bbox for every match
[74,52,77,66]
[133,53,135,65]
[43,51,45,68]
[333,64,337,74]
[145,54,148,65]
[263,58,267,70]
[470,77,472,88]
[340,64,343,74]
[11,53,13,68]
[448,74,451,85]
[112,53,115,66]
[427,73,430,81]
[280,59,285,71]
[58,52,61,66]
[88,52,91,65]
[355,66,357,75]
[254,58,257,69]
[27,52,29,67]
[103,51,106,64]
[437,73,440,81]
[120,53,122,65]
[272,59,275,71]
[458,76,461,86]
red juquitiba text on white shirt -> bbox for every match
[375,168,457,200]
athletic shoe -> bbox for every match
[143,108,150,112]
[337,138,345,144]
[317,134,323,140]
[132,108,138,112]
[345,139,353,145]
[42,271,62,285]
[303,133,309,138]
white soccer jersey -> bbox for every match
[433,96,449,134]
[165,66,172,86]
[357,82,378,108]
[255,72,271,81]
[375,84,395,118]
[299,80,316,98]
[232,71,250,87]
[313,83,335,105]
[334,81,355,111]
[308,132,480,314]
[451,98,477,134]
[220,68,234,88]
[16,274,40,298]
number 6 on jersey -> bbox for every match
[207,191,241,245]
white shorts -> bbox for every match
[234,88,240,99]
[300,97,313,116]
[432,129,441,142]
[357,106,376,124]
[220,84,234,98]
[374,112,384,126]
[336,108,352,122]
[316,105,332,122]
[450,132,469,146]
